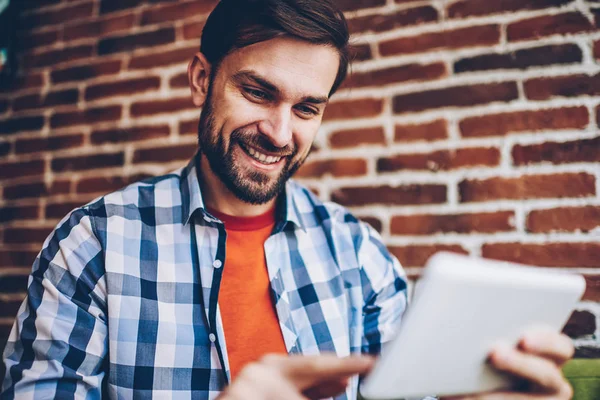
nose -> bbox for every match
[257,106,293,148]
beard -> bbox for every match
[197,91,307,205]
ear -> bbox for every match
[188,52,212,107]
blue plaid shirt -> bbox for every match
[2,154,409,400]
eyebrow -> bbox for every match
[232,70,329,105]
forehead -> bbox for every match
[221,37,340,98]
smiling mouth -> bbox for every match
[239,142,285,165]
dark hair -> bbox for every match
[200,0,350,96]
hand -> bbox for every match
[216,353,374,400]
[443,328,574,400]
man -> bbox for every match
[2,0,574,399]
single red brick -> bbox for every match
[76,175,129,194]
[343,62,446,89]
[141,0,217,25]
[454,43,582,73]
[379,24,500,56]
[296,159,368,178]
[3,182,49,200]
[20,2,94,30]
[98,27,176,55]
[129,46,197,69]
[45,201,85,219]
[389,245,468,268]
[18,28,60,50]
[563,310,597,338]
[0,250,38,268]
[329,126,386,149]
[393,82,518,114]
[63,13,136,41]
[9,73,45,92]
[378,147,500,172]
[12,88,79,112]
[179,119,199,136]
[0,299,23,319]
[459,173,596,202]
[0,142,11,157]
[15,134,84,154]
[459,106,589,137]
[391,211,515,235]
[21,0,60,11]
[335,0,386,11]
[133,144,197,164]
[100,0,143,14]
[0,159,45,181]
[0,100,9,114]
[331,184,447,206]
[395,120,448,142]
[524,73,600,100]
[482,242,600,268]
[131,97,195,117]
[0,205,40,223]
[85,77,160,101]
[22,45,94,68]
[51,60,122,84]
[582,275,600,302]
[448,0,572,18]
[512,137,600,166]
[49,179,71,195]
[0,275,29,294]
[359,216,383,233]
[348,6,438,34]
[3,227,53,245]
[50,105,122,128]
[183,20,206,40]
[91,125,170,144]
[322,98,384,121]
[349,44,372,62]
[52,152,125,173]
[594,40,600,60]
[507,12,595,42]
[1,115,45,135]
[527,206,600,233]
[169,73,189,88]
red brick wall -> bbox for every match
[1,0,599,373]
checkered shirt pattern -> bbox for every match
[2,154,425,400]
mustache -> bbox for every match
[231,128,296,157]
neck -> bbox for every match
[198,155,278,217]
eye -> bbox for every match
[244,87,270,101]
[295,104,319,118]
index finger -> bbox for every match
[272,354,375,389]
[519,329,574,366]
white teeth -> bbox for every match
[242,144,282,165]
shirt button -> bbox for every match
[209,333,216,343]
[213,260,222,268]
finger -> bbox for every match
[303,377,349,399]
[518,330,574,366]
[264,353,375,389]
[489,346,572,397]
[228,363,306,400]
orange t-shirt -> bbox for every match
[208,207,288,379]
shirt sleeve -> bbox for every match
[357,224,438,400]
[1,207,108,399]
[357,222,408,356]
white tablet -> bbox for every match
[360,252,586,400]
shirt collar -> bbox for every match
[180,152,307,231]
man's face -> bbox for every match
[197,37,340,205]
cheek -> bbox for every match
[293,124,320,153]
